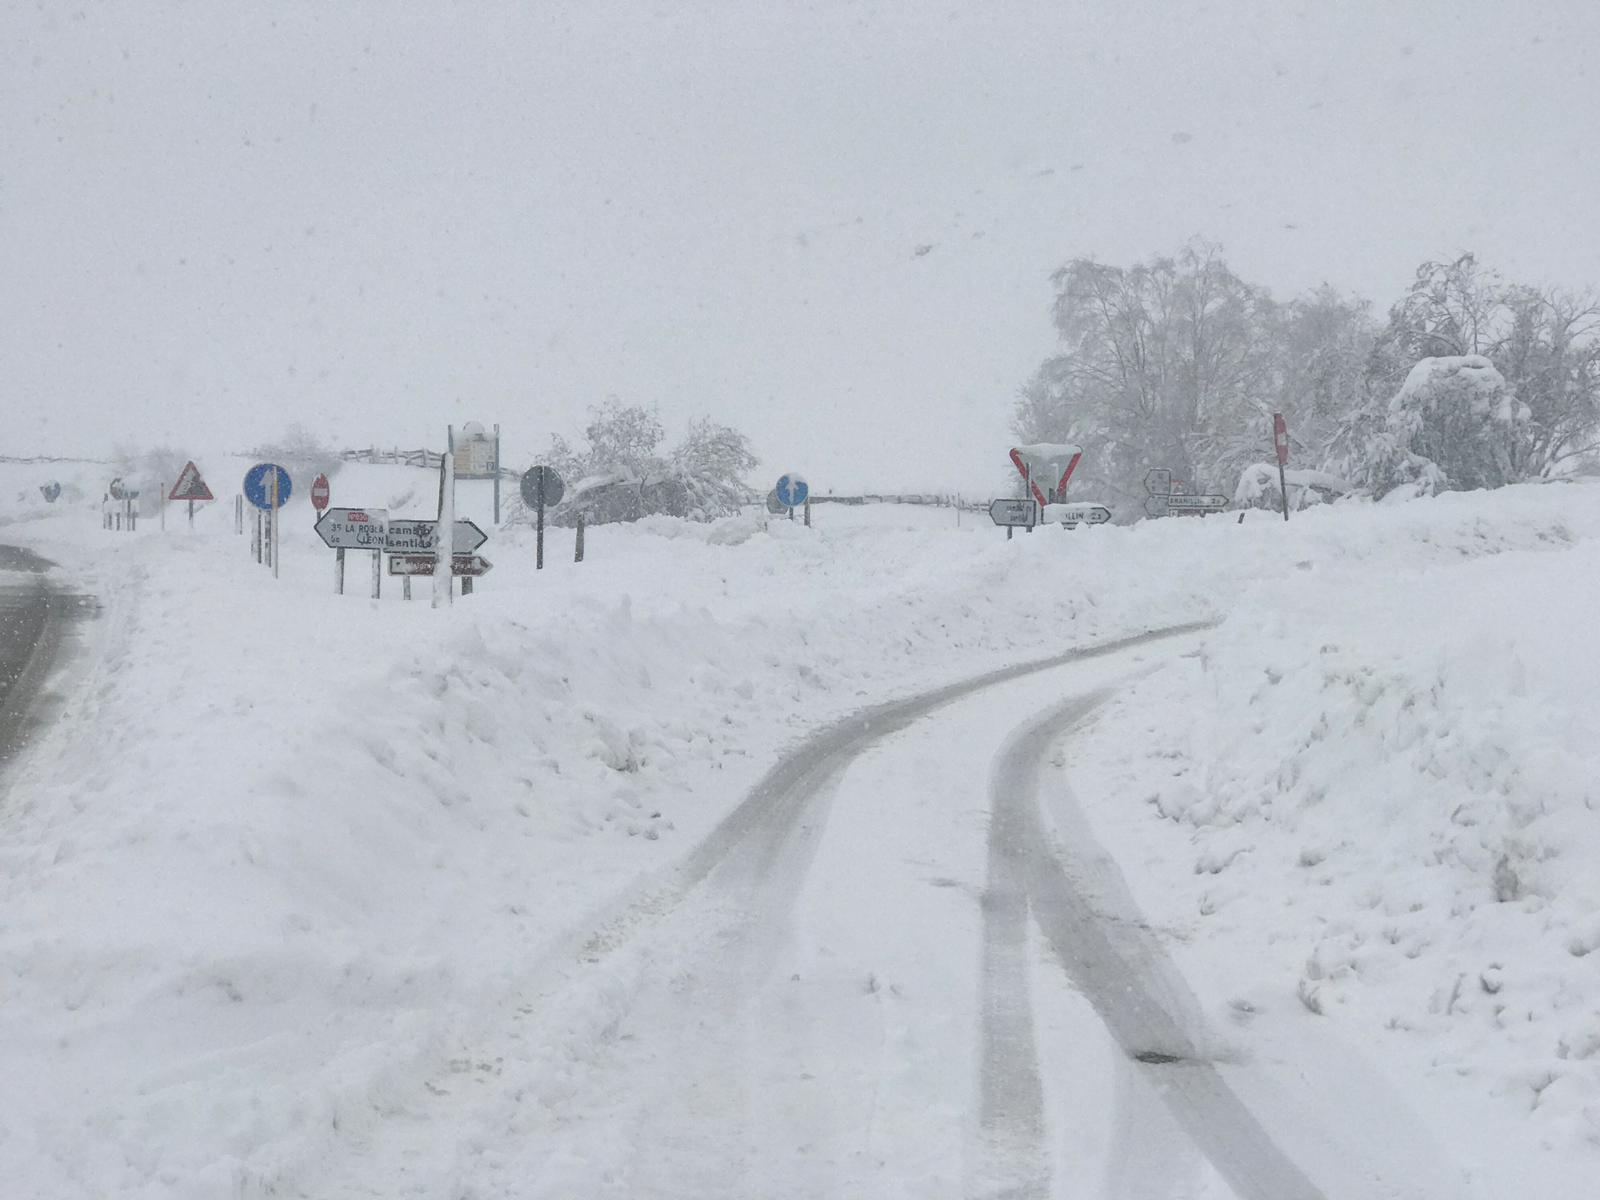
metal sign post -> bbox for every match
[520,467,565,571]
[434,428,455,608]
[1273,412,1291,522]
[243,463,291,574]
[270,469,280,579]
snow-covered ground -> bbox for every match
[0,460,1596,1197]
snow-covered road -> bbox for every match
[305,626,1214,1197]
[300,620,1459,1198]
[0,544,81,776]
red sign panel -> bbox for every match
[310,473,331,511]
[1273,413,1289,466]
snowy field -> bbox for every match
[1,459,1598,1198]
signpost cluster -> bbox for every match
[986,445,1111,537]
[105,476,141,531]
[315,506,490,598]
[767,473,811,525]
[1143,467,1228,518]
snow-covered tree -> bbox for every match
[1016,242,1278,514]
[524,402,758,526]
[670,418,759,519]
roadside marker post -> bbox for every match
[1273,413,1291,523]
[434,428,455,608]
[575,515,585,563]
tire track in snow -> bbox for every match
[988,693,1329,1200]
[304,623,1217,1198]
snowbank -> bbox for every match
[0,465,1597,1195]
[1068,484,1600,1197]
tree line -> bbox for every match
[1014,243,1600,514]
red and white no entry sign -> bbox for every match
[310,473,330,511]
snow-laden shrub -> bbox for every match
[1368,355,1531,495]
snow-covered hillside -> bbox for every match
[0,463,1596,1197]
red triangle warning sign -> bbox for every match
[168,461,214,502]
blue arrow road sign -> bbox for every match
[243,463,293,510]
[775,473,809,508]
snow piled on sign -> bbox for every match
[0,467,1598,1195]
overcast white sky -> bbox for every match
[6,1,1600,491]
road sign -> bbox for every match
[315,507,390,550]
[108,477,125,500]
[765,491,788,515]
[40,482,60,503]
[168,461,214,502]
[1163,494,1228,513]
[1144,495,1170,518]
[387,553,493,577]
[385,518,488,554]
[244,463,292,510]
[310,473,330,511]
[1009,443,1083,505]
[1144,468,1173,497]
[520,465,565,508]
[1273,413,1290,467]
[775,473,809,508]
[453,422,499,479]
[1043,502,1113,525]
[988,498,1038,527]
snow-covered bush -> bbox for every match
[1363,356,1530,496]
[1233,463,1355,510]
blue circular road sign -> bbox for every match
[244,463,293,510]
[775,473,809,508]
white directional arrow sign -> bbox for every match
[385,518,488,554]
[1042,502,1113,525]
[387,553,493,577]
[1163,495,1228,513]
[315,508,390,550]
[988,498,1038,527]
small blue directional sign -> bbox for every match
[243,462,293,510]
[775,473,809,508]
